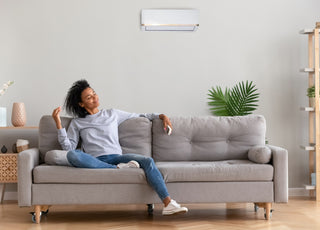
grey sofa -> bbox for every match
[18,114,288,223]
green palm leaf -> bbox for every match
[208,81,259,116]
[208,86,231,116]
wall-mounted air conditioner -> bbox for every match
[141,9,199,31]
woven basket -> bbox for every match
[17,144,29,153]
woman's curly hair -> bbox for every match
[64,79,91,118]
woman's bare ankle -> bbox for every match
[163,196,171,207]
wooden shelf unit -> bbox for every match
[305,184,316,190]
[300,107,316,112]
[0,126,38,203]
[0,126,38,130]
[300,23,320,199]
[300,68,320,73]
[300,145,315,151]
[0,153,18,203]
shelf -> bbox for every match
[305,184,316,190]
[300,68,320,73]
[0,126,38,130]
[0,153,18,155]
[300,29,320,34]
[300,107,315,112]
[300,144,315,151]
[300,23,320,200]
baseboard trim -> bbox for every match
[0,189,311,201]
[289,188,310,197]
[3,191,18,201]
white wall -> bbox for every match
[0,0,319,193]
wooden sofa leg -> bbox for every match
[35,205,41,224]
[264,203,272,220]
[33,205,50,224]
[254,202,272,220]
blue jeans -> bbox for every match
[67,150,170,201]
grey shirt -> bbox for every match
[57,109,159,157]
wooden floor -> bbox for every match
[1,197,320,230]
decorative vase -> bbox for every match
[0,107,7,127]
[1,145,7,153]
[11,102,26,127]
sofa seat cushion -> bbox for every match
[156,160,273,183]
[33,165,147,184]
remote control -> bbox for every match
[166,125,172,136]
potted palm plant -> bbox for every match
[307,85,319,107]
[208,80,259,116]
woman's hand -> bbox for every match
[159,114,173,134]
[52,107,63,130]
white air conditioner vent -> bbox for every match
[141,9,199,31]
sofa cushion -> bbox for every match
[156,160,273,182]
[39,116,72,162]
[33,165,147,184]
[44,150,71,166]
[248,145,272,164]
[118,117,152,157]
[38,115,152,162]
[152,115,266,161]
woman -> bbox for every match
[52,79,188,215]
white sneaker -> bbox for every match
[162,199,188,215]
[117,160,140,169]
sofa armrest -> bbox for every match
[18,148,40,207]
[267,144,288,203]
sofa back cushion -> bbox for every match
[118,117,152,157]
[152,115,266,161]
[39,116,72,162]
[38,116,152,162]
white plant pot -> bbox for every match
[0,107,7,127]
[309,98,316,108]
